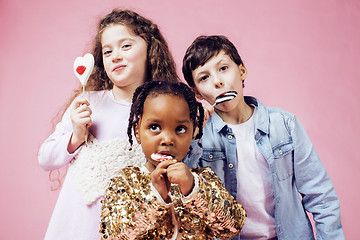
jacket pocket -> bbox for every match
[200,149,226,163]
[273,142,294,181]
[199,149,227,182]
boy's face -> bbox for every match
[191,51,247,113]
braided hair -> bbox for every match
[127,81,204,148]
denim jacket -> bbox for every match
[185,96,344,240]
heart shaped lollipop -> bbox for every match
[73,53,94,145]
[73,53,94,86]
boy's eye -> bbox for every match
[199,75,208,82]
[176,126,187,134]
[220,66,228,71]
[149,124,161,132]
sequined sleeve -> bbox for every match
[100,166,175,240]
[171,167,246,239]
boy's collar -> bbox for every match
[211,112,228,133]
[244,96,269,134]
[210,96,269,135]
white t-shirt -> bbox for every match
[229,107,277,239]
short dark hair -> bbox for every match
[182,35,243,87]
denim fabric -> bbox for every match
[184,96,344,240]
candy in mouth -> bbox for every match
[214,91,238,106]
[151,153,173,161]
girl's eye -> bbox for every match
[103,50,112,55]
[176,126,187,134]
[122,43,132,50]
[149,124,161,132]
[220,66,228,71]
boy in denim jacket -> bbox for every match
[182,35,344,240]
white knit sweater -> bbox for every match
[69,135,145,205]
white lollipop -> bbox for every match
[74,53,95,97]
[73,53,94,144]
[151,153,173,162]
[212,91,238,107]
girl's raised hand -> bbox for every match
[166,162,194,196]
[68,97,92,153]
[151,159,177,202]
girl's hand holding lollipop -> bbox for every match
[72,53,94,145]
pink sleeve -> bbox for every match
[38,102,80,171]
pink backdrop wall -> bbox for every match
[1,0,359,239]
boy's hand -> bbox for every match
[166,162,194,196]
[68,97,92,153]
[151,160,177,202]
[202,102,214,127]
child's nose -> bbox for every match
[112,49,123,62]
[214,76,224,88]
[160,132,174,146]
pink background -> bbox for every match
[1,0,359,239]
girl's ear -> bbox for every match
[134,122,141,143]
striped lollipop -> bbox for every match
[212,91,238,107]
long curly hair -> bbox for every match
[49,9,179,190]
[87,9,179,91]
[61,9,180,120]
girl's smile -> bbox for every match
[113,64,126,72]
[101,24,148,100]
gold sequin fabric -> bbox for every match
[100,166,246,240]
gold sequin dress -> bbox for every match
[100,165,246,240]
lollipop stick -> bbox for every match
[85,133,88,145]
[82,85,88,145]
